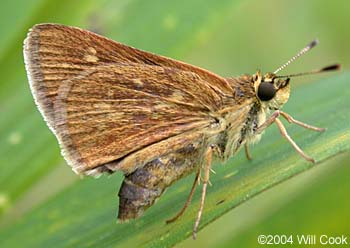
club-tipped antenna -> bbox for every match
[274,39,319,74]
[275,64,341,78]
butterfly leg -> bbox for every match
[279,111,326,132]
[193,145,213,239]
[256,110,318,163]
[166,168,200,224]
[244,143,252,160]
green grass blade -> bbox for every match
[0,72,349,247]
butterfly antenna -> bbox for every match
[274,39,319,74]
[275,64,341,78]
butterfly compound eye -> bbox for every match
[257,82,276,101]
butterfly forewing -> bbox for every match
[24,24,237,175]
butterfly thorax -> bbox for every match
[215,72,291,161]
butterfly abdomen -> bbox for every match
[118,144,200,221]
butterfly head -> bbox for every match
[251,39,339,111]
[253,71,291,110]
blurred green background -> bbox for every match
[0,0,349,247]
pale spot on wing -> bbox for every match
[83,47,99,62]
[133,78,144,87]
[8,132,22,145]
[93,102,112,109]
[88,47,97,54]
[162,14,177,30]
[84,54,99,63]
[170,90,185,101]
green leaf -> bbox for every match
[0,72,349,247]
